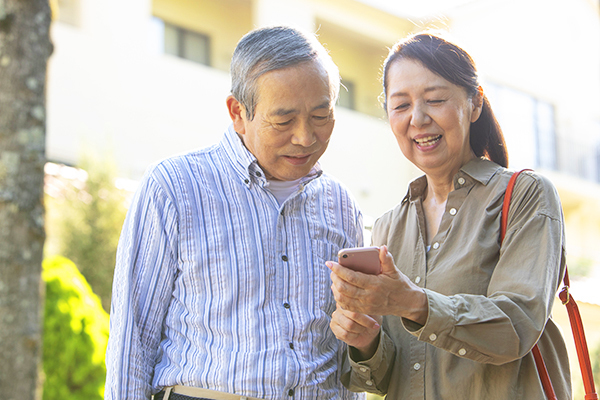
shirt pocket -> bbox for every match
[310,239,340,316]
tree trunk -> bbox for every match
[0,0,52,398]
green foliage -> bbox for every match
[44,157,129,311]
[568,257,593,278]
[42,256,109,399]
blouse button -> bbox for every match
[458,177,466,185]
[360,367,368,373]
[415,276,421,284]
[449,208,457,216]
[459,348,467,356]
[432,242,440,250]
[413,362,421,371]
[429,333,437,341]
[365,380,374,386]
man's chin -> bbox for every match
[270,165,315,182]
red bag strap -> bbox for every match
[502,170,598,400]
[559,284,598,399]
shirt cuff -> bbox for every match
[402,288,494,363]
[347,330,395,392]
[402,288,455,337]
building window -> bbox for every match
[533,101,557,171]
[485,83,557,171]
[153,18,211,66]
[338,80,356,110]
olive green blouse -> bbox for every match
[341,158,571,399]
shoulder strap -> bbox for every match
[500,169,530,240]
[502,170,598,400]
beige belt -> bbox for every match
[162,385,263,400]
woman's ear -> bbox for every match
[226,95,247,134]
[470,86,484,123]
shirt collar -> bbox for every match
[460,157,502,185]
[220,123,323,187]
[402,157,502,204]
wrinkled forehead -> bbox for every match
[254,60,335,103]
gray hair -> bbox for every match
[230,26,340,120]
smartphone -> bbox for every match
[337,246,381,275]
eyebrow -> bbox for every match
[269,101,332,117]
[270,108,297,117]
[389,85,449,98]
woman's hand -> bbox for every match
[328,245,429,325]
[330,305,381,361]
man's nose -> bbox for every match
[291,119,317,147]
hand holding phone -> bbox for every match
[337,246,381,275]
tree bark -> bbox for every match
[0,0,52,398]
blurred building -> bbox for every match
[47,0,600,295]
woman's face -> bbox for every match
[385,59,482,178]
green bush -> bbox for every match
[44,157,129,312]
[42,256,109,400]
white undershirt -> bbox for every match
[267,178,302,205]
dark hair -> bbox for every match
[230,26,340,121]
[382,33,508,167]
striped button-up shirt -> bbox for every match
[105,124,365,400]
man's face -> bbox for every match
[228,61,335,181]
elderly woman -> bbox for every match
[328,33,571,399]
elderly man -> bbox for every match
[104,26,365,400]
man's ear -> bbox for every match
[226,95,247,134]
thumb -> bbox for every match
[378,245,398,276]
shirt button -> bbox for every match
[413,362,421,370]
[449,208,457,216]
[289,342,294,349]
[459,348,467,356]
[360,367,368,373]
[415,276,421,284]
[432,242,440,250]
[429,333,437,341]
[365,380,373,386]
[283,303,290,309]
[288,389,294,396]
[458,177,465,185]
[256,171,262,177]
[281,255,288,261]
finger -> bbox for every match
[330,317,362,343]
[331,307,382,350]
[379,245,399,276]
[327,260,372,290]
[340,307,380,330]
[331,279,364,309]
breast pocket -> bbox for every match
[310,239,340,317]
